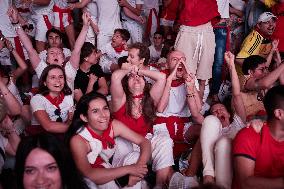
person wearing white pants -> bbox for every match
[200,52,246,188]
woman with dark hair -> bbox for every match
[27,65,73,136]
[65,92,151,188]
[15,133,89,189]
[74,42,108,102]
[110,47,180,188]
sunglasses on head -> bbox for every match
[54,109,63,122]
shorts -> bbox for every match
[175,22,215,80]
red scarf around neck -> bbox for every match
[113,45,125,53]
[86,125,115,149]
[171,79,185,87]
[44,92,65,109]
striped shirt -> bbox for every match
[237,30,272,59]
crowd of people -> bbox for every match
[0,0,284,188]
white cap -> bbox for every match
[257,12,277,23]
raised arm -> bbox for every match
[5,39,28,81]
[110,68,130,112]
[7,7,40,69]
[138,68,166,105]
[157,63,179,112]
[245,63,284,91]
[225,51,246,122]
[68,0,91,9]
[22,0,51,6]
[69,12,90,70]
[184,73,204,124]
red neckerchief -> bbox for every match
[86,124,115,149]
[44,92,65,109]
[132,94,144,99]
[171,79,185,87]
[255,27,272,40]
[113,45,125,53]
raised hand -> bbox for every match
[272,39,279,52]
[168,61,180,81]
[7,6,19,24]
[82,11,91,26]
[184,72,195,91]
[224,51,235,69]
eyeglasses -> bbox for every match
[54,109,63,122]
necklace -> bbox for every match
[131,99,142,119]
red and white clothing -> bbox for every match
[53,0,73,31]
[233,123,284,189]
[160,0,179,27]
[34,60,77,91]
[154,82,192,142]
[99,42,128,73]
[0,0,27,60]
[148,44,162,64]
[78,122,142,189]
[84,1,98,45]
[201,115,245,189]
[143,0,160,41]
[30,0,55,42]
[30,93,73,126]
[121,0,144,43]
[113,103,174,172]
[93,0,122,50]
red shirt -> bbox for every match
[160,0,179,21]
[113,103,151,137]
[178,0,220,26]
[272,3,284,52]
[233,123,284,189]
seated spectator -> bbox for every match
[233,84,284,189]
[9,8,90,91]
[200,52,246,189]
[148,31,164,66]
[240,54,284,119]
[28,65,73,136]
[74,42,108,102]
[66,92,151,188]
[99,29,130,74]
[15,133,89,189]
[39,28,72,62]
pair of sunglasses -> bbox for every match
[54,109,63,122]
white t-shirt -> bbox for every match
[121,0,144,22]
[99,42,128,73]
[0,0,17,37]
[148,45,162,63]
[156,84,191,118]
[142,0,160,12]
[30,0,54,15]
[35,60,77,91]
[30,94,73,125]
[216,0,230,19]
[39,48,72,62]
[221,114,245,139]
[230,0,245,11]
[53,0,68,8]
[93,0,122,34]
